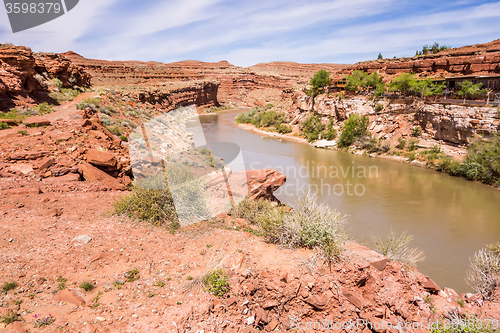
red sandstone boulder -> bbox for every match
[86,149,117,167]
[78,162,125,190]
[23,117,51,127]
[9,151,48,160]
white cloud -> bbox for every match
[0,0,499,67]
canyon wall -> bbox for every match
[291,91,500,145]
[336,39,500,79]
[0,45,90,110]
[62,52,346,106]
[122,80,220,111]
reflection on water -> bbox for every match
[197,109,500,293]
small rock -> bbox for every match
[247,316,255,325]
[96,317,106,322]
[73,235,92,244]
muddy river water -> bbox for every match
[195,109,500,293]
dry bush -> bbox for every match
[466,248,500,299]
[371,229,425,267]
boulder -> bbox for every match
[78,162,126,190]
[23,117,50,127]
[3,187,40,195]
[422,276,441,292]
[9,151,48,160]
[10,163,33,175]
[341,287,365,309]
[0,119,19,126]
[43,173,81,183]
[54,289,86,306]
[86,149,118,167]
[370,258,388,271]
[36,157,55,170]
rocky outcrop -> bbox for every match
[291,91,500,144]
[183,241,498,332]
[122,80,220,111]
[0,108,131,191]
[0,45,90,110]
[336,38,500,79]
[62,52,346,106]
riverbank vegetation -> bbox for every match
[235,104,292,134]
[437,134,500,186]
[337,114,369,148]
[301,114,336,142]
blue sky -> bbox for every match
[1,0,500,67]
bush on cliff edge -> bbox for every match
[338,114,369,148]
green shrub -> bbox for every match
[33,102,54,115]
[83,97,101,106]
[52,78,63,89]
[125,268,140,282]
[120,135,128,142]
[437,157,463,176]
[107,124,122,136]
[18,130,27,135]
[338,114,369,148]
[371,229,425,266]
[115,186,178,228]
[202,269,229,298]
[375,103,384,112]
[302,114,325,142]
[0,122,10,130]
[397,138,407,150]
[411,126,422,137]
[408,138,419,151]
[235,107,288,131]
[461,134,500,185]
[230,198,280,224]
[0,109,23,120]
[115,165,208,229]
[2,281,17,292]
[80,281,94,292]
[275,123,292,134]
[0,310,19,324]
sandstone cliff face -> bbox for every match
[0,45,90,111]
[337,39,500,79]
[291,91,500,144]
[62,52,347,106]
[122,80,220,111]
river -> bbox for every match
[196,109,500,293]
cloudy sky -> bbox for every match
[1,0,500,66]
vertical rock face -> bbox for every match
[122,80,220,111]
[334,38,500,79]
[61,53,347,106]
[0,45,90,110]
[290,91,500,145]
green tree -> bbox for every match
[309,70,330,111]
[345,71,382,93]
[456,81,486,103]
[310,70,330,95]
[377,53,383,59]
[345,70,367,92]
[389,73,417,97]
